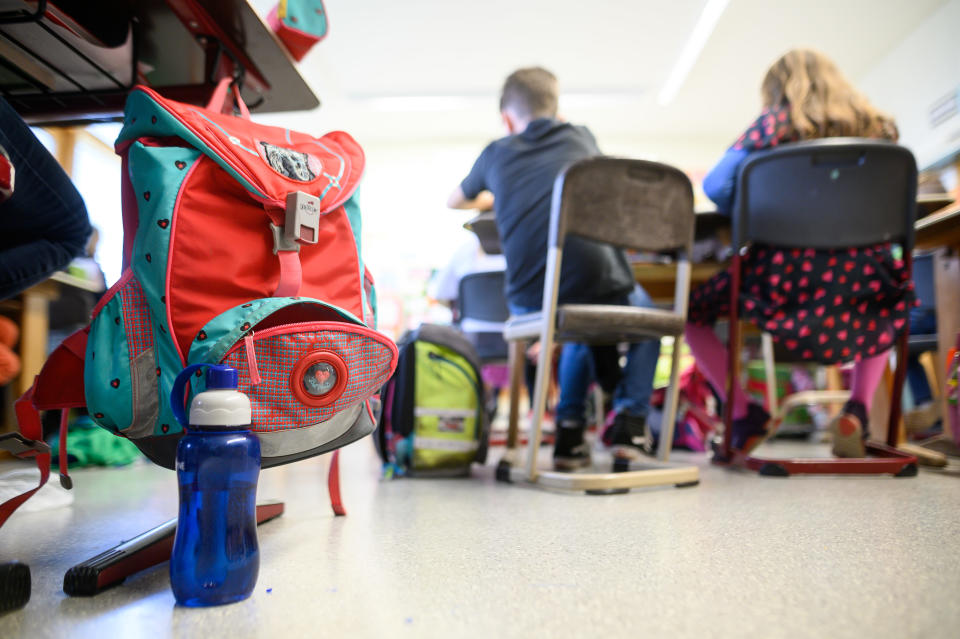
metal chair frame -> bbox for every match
[721,139,919,477]
[498,157,700,492]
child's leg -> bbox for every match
[684,323,749,420]
[848,351,889,410]
[831,351,889,457]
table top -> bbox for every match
[1,0,318,124]
[467,195,960,258]
[915,203,960,251]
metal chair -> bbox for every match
[498,157,699,493]
[457,270,510,362]
[722,138,918,477]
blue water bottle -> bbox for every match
[169,364,261,607]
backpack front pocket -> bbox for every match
[222,319,397,432]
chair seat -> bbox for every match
[908,333,938,356]
[504,304,685,343]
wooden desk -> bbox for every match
[915,203,960,251]
[917,193,956,218]
[2,0,318,124]
[465,210,729,257]
[912,203,960,445]
[632,261,723,302]
[14,271,104,398]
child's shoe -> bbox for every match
[711,403,771,463]
[553,419,591,471]
[602,412,650,460]
[830,400,868,458]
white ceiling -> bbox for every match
[251,0,950,166]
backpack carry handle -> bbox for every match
[170,363,213,427]
[205,77,251,120]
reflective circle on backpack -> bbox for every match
[291,351,348,407]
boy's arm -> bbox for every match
[447,186,494,211]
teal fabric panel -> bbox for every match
[284,0,328,36]
[84,292,132,434]
[127,144,203,436]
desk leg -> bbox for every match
[503,340,525,465]
[17,283,57,397]
[934,251,960,443]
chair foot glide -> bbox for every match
[758,463,790,477]
[894,463,918,478]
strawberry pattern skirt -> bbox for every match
[688,244,915,365]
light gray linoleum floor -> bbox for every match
[2,436,960,639]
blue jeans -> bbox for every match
[0,97,91,300]
[510,284,661,422]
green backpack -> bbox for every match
[375,324,489,477]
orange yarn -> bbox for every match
[0,316,21,386]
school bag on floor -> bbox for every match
[376,324,489,477]
[0,78,397,526]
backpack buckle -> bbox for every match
[270,223,300,254]
[0,433,51,458]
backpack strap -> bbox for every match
[327,449,345,516]
[0,329,87,527]
[0,384,51,527]
[274,248,302,297]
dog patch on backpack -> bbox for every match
[257,141,321,182]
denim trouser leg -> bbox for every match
[0,97,91,300]
[508,283,661,423]
[555,342,595,422]
[613,285,661,417]
[507,300,596,423]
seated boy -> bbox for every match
[447,67,660,469]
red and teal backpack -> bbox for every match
[0,79,397,525]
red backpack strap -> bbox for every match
[327,449,345,517]
[0,384,51,527]
[0,329,87,527]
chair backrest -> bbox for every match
[733,138,917,251]
[549,157,695,254]
[458,270,509,323]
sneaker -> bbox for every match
[553,420,591,471]
[712,403,771,462]
[830,400,868,458]
[602,412,650,460]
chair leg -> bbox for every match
[657,335,683,462]
[525,337,556,481]
[506,340,525,453]
[761,333,778,415]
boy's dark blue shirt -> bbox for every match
[460,118,634,309]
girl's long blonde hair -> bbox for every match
[762,49,898,141]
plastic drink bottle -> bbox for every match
[169,363,260,607]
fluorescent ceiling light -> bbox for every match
[362,96,474,112]
[657,0,730,106]
[355,90,647,113]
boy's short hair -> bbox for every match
[499,67,558,120]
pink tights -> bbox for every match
[684,323,889,420]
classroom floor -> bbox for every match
[2,434,960,639]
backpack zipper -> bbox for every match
[243,331,262,385]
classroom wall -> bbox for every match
[858,0,960,173]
